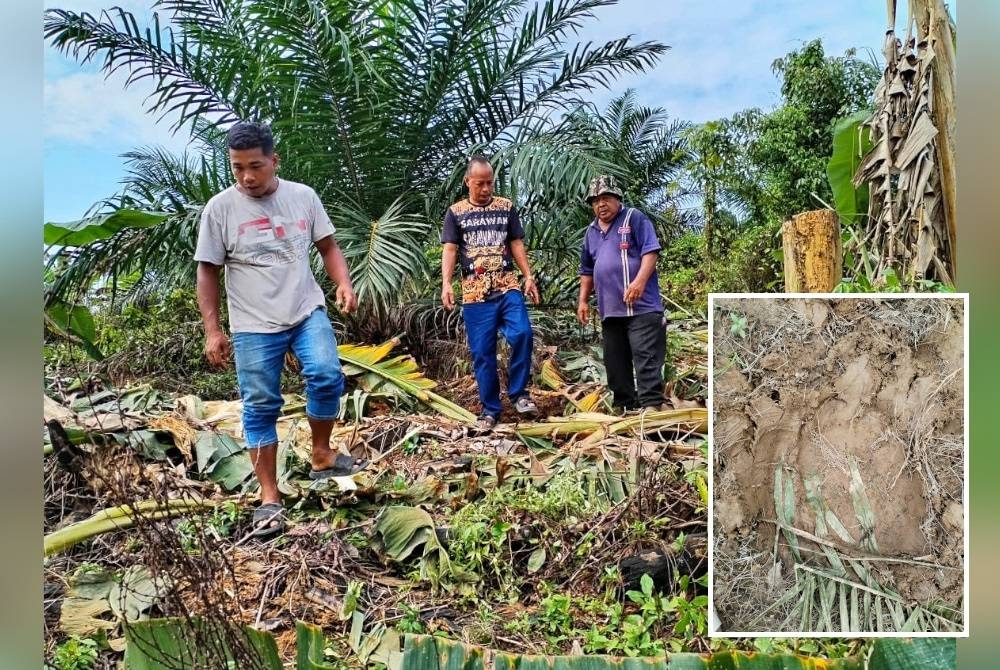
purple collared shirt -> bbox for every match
[579,206,663,319]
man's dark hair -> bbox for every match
[465,154,492,176]
[227,122,274,155]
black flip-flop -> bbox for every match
[310,453,370,480]
[251,502,285,538]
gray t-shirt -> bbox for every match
[194,179,335,333]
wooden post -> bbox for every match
[781,210,842,292]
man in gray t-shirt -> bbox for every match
[195,122,366,537]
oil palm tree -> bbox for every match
[44,0,667,313]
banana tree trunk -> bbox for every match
[912,0,957,280]
[781,210,843,292]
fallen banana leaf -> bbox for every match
[515,409,707,443]
[404,634,866,670]
[121,621,955,670]
[296,621,338,670]
[537,359,608,413]
[868,637,956,670]
[44,498,216,557]
[124,616,281,670]
[371,506,476,593]
[539,358,568,390]
[338,340,476,423]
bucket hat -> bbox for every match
[585,175,623,204]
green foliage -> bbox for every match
[49,636,99,670]
[752,40,879,223]
[45,300,104,361]
[447,474,597,597]
[660,232,708,310]
[504,572,708,658]
[562,89,692,217]
[397,604,426,635]
[45,210,169,246]
[835,267,956,293]
[682,118,763,251]
[710,219,783,293]
[123,617,282,669]
[83,287,244,397]
[660,222,780,303]
[728,314,747,339]
[176,501,240,553]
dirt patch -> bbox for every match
[712,297,965,633]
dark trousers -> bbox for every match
[602,312,666,409]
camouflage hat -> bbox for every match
[585,175,623,204]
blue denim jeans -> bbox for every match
[232,308,344,448]
[462,290,533,419]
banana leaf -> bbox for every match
[44,498,215,557]
[402,634,869,670]
[44,300,104,360]
[868,638,955,670]
[124,617,281,670]
[44,209,169,247]
[827,111,873,226]
[296,621,338,670]
[338,340,476,423]
[515,409,707,442]
[120,622,955,670]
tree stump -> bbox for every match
[781,210,842,292]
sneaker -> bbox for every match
[513,395,538,416]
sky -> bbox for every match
[43,0,895,223]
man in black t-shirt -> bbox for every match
[441,156,540,432]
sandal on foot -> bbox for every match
[310,453,369,480]
[251,502,285,538]
[470,414,497,434]
[513,395,538,416]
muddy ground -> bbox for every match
[711,297,965,633]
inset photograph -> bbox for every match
[710,296,966,635]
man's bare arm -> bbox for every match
[624,251,659,306]
[315,235,357,313]
[196,261,231,367]
[577,274,594,324]
[441,243,458,310]
[510,238,539,304]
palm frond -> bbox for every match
[331,195,432,310]
[44,7,244,131]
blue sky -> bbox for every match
[44,0,893,223]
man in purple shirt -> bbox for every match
[576,175,666,411]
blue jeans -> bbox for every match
[232,308,344,448]
[462,290,533,418]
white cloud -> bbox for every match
[44,1,201,150]
[571,0,886,121]
[44,69,194,152]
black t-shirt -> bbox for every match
[441,196,525,303]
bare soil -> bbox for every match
[711,297,965,633]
